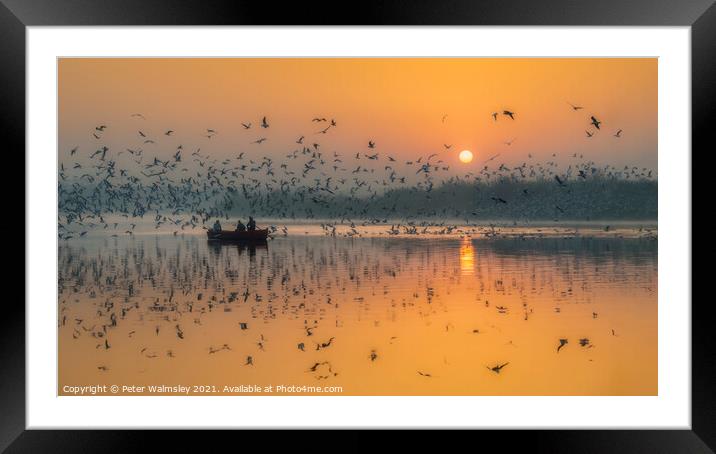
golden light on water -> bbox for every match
[58,230,658,396]
[459,238,475,275]
[459,150,473,163]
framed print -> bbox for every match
[3,0,712,450]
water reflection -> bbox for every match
[208,239,268,258]
[58,233,657,395]
[459,238,475,275]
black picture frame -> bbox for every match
[2,0,711,450]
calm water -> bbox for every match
[58,229,657,395]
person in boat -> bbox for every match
[212,219,222,233]
[247,216,257,231]
[235,220,246,232]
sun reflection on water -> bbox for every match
[460,238,475,275]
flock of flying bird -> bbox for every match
[57,103,654,390]
[58,103,652,240]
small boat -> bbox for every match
[206,229,269,241]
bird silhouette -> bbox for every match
[487,362,509,374]
[557,338,568,352]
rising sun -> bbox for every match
[459,150,474,163]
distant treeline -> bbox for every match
[225,177,657,221]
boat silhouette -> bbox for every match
[206,229,269,241]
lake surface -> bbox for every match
[58,228,657,395]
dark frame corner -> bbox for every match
[3,0,712,451]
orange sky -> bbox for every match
[58,58,657,170]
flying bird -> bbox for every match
[557,338,568,352]
[487,362,509,374]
